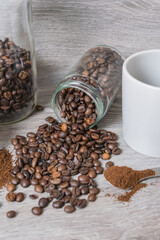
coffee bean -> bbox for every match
[61,123,68,132]
[30,178,39,186]
[70,180,79,187]
[36,105,44,111]
[88,170,96,179]
[101,153,110,160]
[34,185,44,193]
[6,211,16,218]
[77,199,87,208]
[6,183,16,192]
[70,197,78,206]
[105,161,114,168]
[80,186,89,195]
[16,192,24,202]
[29,194,38,200]
[88,193,96,202]
[78,175,89,184]
[72,187,81,197]
[38,198,49,208]
[52,201,64,208]
[11,177,20,185]
[112,147,121,155]
[20,179,30,188]
[64,205,75,213]
[95,166,103,174]
[6,192,16,202]
[32,207,42,216]
[89,188,100,195]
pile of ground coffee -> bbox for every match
[0,149,13,189]
[104,166,155,202]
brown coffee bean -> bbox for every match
[32,206,42,216]
[70,197,78,206]
[6,192,16,202]
[70,180,79,187]
[105,161,114,168]
[52,201,64,208]
[72,187,81,197]
[89,188,100,195]
[11,177,20,185]
[95,166,103,174]
[61,123,68,132]
[112,147,121,155]
[77,199,87,208]
[78,175,89,184]
[38,198,49,208]
[34,185,44,193]
[90,152,99,161]
[20,179,30,188]
[101,153,110,160]
[30,178,39,186]
[6,183,16,192]
[6,211,16,218]
[17,172,24,180]
[16,192,24,202]
[64,205,75,213]
[88,193,96,202]
[39,179,47,187]
[29,194,39,200]
[80,186,89,195]
[88,170,96,179]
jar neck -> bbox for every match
[52,75,108,127]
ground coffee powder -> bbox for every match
[104,166,155,189]
[0,149,13,189]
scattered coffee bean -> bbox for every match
[105,161,114,168]
[64,205,75,213]
[34,185,44,193]
[6,192,16,202]
[38,198,49,208]
[6,210,16,218]
[6,183,16,192]
[11,177,20,185]
[101,153,110,160]
[89,188,100,195]
[77,199,87,209]
[52,201,64,208]
[32,206,42,216]
[88,193,96,202]
[16,192,24,202]
[29,194,39,200]
[36,105,44,111]
[20,179,30,188]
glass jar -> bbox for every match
[0,0,37,124]
[52,46,123,128]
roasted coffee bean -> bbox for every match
[112,147,121,155]
[80,186,89,195]
[64,205,75,213]
[32,207,42,216]
[70,180,79,187]
[72,187,81,197]
[11,177,20,185]
[6,192,16,202]
[101,153,110,160]
[95,166,103,174]
[36,105,44,111]
[16,192,24,202]
[77,199,87,208]
[30,178,39,186]
[29,194,39,200]
[88,193,96,202]
[78,175,89,184]
[52,200,64,208]
[6,183,16,192]
[89,188,100,195]
[34,185,44,193]
[6,211,16,218]
[62,195,71,203]
[20,179,30,188]
[88,170,96,179]
[105,161,114,168]
[70,197,78,207]
[38,198,49,208]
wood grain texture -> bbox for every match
[0,0,160,239]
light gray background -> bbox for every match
[0,1,160,239]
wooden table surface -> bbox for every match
[1,0,160,239]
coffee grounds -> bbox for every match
[117,183,146,202]
[104,166,155,189]
[0,149,13,189]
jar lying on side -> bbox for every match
[0,0,37,124]
[52,46,123,128]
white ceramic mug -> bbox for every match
[122,49,160,157]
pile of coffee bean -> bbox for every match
[58,46,123,127]
[0,38,35,123]
[7,116,120,216]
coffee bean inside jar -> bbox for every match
[0,38,37,124]
[52,46,123,128]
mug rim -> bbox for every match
[123,49,160,91]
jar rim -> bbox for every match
[52,74,105,128]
